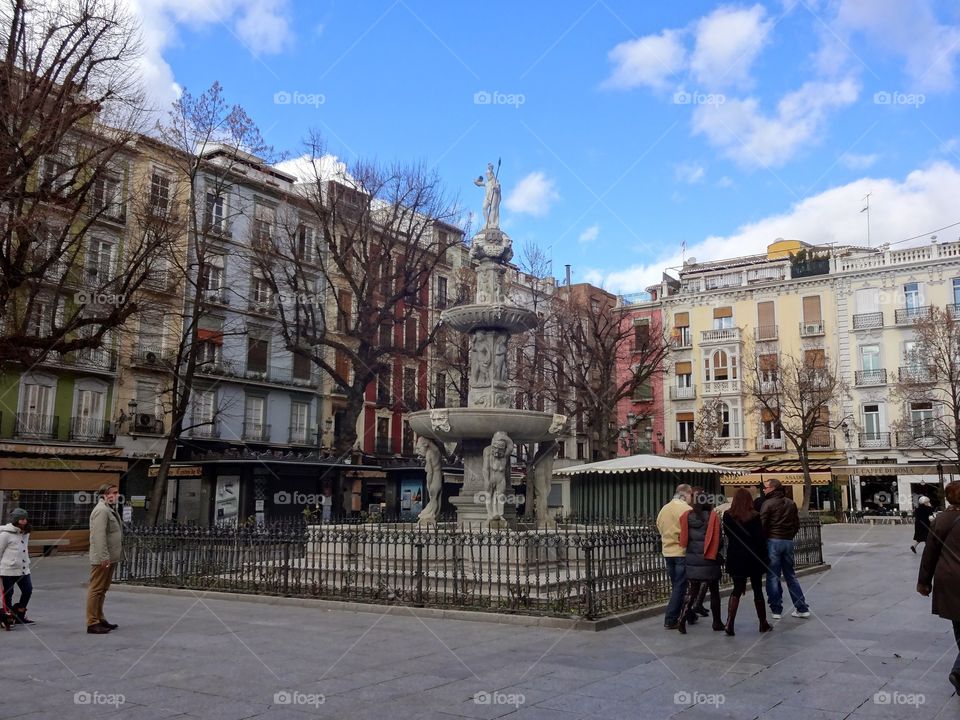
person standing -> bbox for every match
[86,484,123,634]
[0,508,34,625]
[722,489,772,636]
[760,479,810,619]
[677,489,724,634]
[918,481,960,695]
[656,484,693,630]
[912,496,936,554]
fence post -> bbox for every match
[584,543,596,620]
[414,541,424,608]
[282,539,291,596]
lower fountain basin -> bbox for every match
[407,408,564,444]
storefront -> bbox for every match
[719,458,845,511]
[832,463,959,512]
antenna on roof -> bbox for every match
[860,192,872,247]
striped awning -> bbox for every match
[554,454,746,477]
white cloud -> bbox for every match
[578,224,600,244]
[716,176,735,188]
[582,268,605,286]
[603,29,687,90]
[839,152,878,170]
[274,153,351,184]
[675,161,705,184]
[690,4,773,89]
[504,171,559,217]
[596,162,960,292]
[691,77,860,167]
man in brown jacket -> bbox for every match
[86,483,124,634]
[760,479,809,620]
[918,481,960,695]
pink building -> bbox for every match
[615,296,666,456]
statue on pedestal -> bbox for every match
[473,161,501,229]
[531,441,558,529]
[482,431,513,526]
[416,437,443,525]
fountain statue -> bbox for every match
[409,161,566,527]
[415,437,443,526]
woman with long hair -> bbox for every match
[677,489,724,634]
[722,488,772,635]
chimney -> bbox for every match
[564,264,571,286]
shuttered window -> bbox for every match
[674,312,689,327]
[802,296,821,323]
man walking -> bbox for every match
[657,484,693,629]
[760,479,810,619]
[86,484,123,634]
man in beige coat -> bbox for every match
[86,483,124,634]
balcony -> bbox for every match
[14,413,58,440]
[702,379,742,395]
[202,288,229,306]
[671,328,693,349]
[896,428,944,448]
[671,440,690,453]
[288,426,317,446]
[704,273,743,291]
[808,431,835,450]
[131,414,164,435]
[859,431,891,449]
[375,438,393,455]
[700,327,741,344]
[855,369,887,386]
[895,306,933,325]
[799,321,825,337]
[746,266,787,284]
[757,436,785,451]
[852,312,884,330]
[247,299,278,317]
[142,271,176,293]
[242,422,271,442]
[195,359,317,388]
[132,346,172,368]
[670,385,696,400]
[191,419,220,439]
[754,326,778,342]
[949,304,960,320]
[898,366,936,383]
[69,417,115,443]
[714,437,746,453]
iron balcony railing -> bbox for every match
[116,520,825,621]
[895,306,933,325]
[859,431,892,448]
[288,426,318,446]
[242,422,271,442]
[14,413,59,439]
[895,428,943,448]
[669,385,696,400]
[852,311,884,330]
[898,366,936,383]
[855,369,887,386]
[191,419,220,439]
[133,346,173,368]
[808,431,834,450]
[69,417,115,443]
[757,436,785,451]
[375,438,393,455]
[949,304,960,320]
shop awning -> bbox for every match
[832,464,960,477]
[728,471,833,486]
[554,454,746,477]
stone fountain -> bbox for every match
[407,162,567,528]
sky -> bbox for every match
[130,0,960,293]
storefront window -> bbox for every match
[1,490,92,530]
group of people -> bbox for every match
[0,483,125,634]
[656,478,809,635]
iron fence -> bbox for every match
[117,517,823,620]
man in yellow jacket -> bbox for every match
[86,484,124,634]
[657,484,692,629]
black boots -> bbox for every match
[13,606,33,624]
[724,594,740,636]
[756,597,773,633]
[710,586,724,631]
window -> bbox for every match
[92,175,121,218]
[135,381,161,419]
[292,352,312,381]
[759,354,778,383]
[42,153,72,191]
[252,204,274,246]
[633,319,650,349]
[74,388,105,437]
[246,335,269,374]
[150,170,170,213]
[557,442,566,459]
[953,278,960,306]
[251,275,272,306]
[244,396,266,437]
[193,390,216,425]
[297,225,315,263]
[379,321,393,348]
[403,367,417,407]
[196,339,221,365]
[138,311,164,352]
[336,290,351,331]
[20,381,55,431]
[863,404,881,435]
[802,296,822,325]
[434,372,446,407]
[677,417,694,443]
[904,282,922,310]
[201,255,224,299]
[756,301,776,339]
[576,441,586,460]
[633,379,653,401]
[761,411,781,440]
[706,350,735,381]
[910,401,935,436]
[26,300,51,337]
[903,340,921,368]
[376,416,391,454]
[436,276,448,309]
[405,317,417,351]
[676,371,692,388]
[377,366,392,404]
[205,191,225,232]
[717,402,740,438]
[290,401,310,444]
[713,307,733,329]
[86,239,113,284]
[860,345,881,371]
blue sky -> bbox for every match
[139,0,960,292]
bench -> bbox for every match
[28,539,70,556]
[863,516,904,526]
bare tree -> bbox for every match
[891,306,960,467]
[0,0,167,366]
[145,82,273,525]
[550,286,669,461]
[253,134,463,455]
[676,397,729,461]
[745,344,850,513]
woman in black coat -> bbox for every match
[912,496,935,553]
[677,489,724,634]
[722,488,772,635]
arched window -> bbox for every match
[711,350,728,380]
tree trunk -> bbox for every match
[146,430,180,525]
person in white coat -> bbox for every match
[0,508,34,625]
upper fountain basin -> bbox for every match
[407,408,564,443]
[441,304,539,334]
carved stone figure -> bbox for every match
[472,330,492,386]
[416,437,443,525]
[482,431,513,525]
[548,414,568,436]
[429,409,451,433]
[473,162,501,229]
[493,333,508,384]
[531,441,558,528]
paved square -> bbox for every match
[1,525,956,719]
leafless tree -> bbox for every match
[891,306,960,467]
[745,344,850,513]
[0,0,169,366]
[252,133,463,455]
[677,397,729,461]
[146,82,273,525]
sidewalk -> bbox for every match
[1,524,955,719]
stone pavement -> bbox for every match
[1,524,957,719]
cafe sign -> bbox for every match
[147,465,204,478]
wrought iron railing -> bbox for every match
[117,518,824,620]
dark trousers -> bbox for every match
[731,574,764,600]
[953,620,960,674]
[664,557,687,626]
[2,574,32,610]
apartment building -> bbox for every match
[615,296,666,457]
